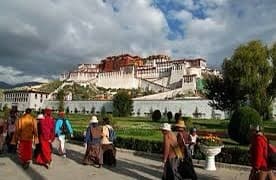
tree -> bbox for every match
[91,106,95,114]
[152,110,162,122]
[66,107,70,114]
[3,104,10,119]
[57,89,65,112]
[205,40,275,119]
[228,106,262,145]
[163,108,168,117]
[82,107,86,114]
[167,111,173,123]
[112,91,133,117]
[101,106,106,117]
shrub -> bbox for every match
[113,91,133,117]
[72,130,250,166]
[174,113,181,123]
[152,110,162,122]
[182,116,193,131]
[167,111,173,123]
[228,106,263,145]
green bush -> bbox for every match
[152,110,161,122]
[72,130,250,166]
[228,106,263,145]
[183,116,193,131]
[167,111,173,123]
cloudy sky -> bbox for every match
[0,0,276,84]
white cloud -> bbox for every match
[0,65,49,84]
[0,0,276,82]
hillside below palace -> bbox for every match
[60,54,220,93]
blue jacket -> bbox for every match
[55,118,73,136]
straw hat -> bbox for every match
[160,123,171,131]
[175,120,186,128]
[37,114,44,120]
[90,116,98,124]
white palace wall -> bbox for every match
[96,71,139,89]
[43,99,225,119]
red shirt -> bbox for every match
[250,133,268,170]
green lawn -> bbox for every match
[1,111,276,146]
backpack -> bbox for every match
[108,127,116,142]
[60,119,69,135]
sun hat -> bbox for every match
[175,120,186,128]
[90,116,98,124]
[37,114,44,120]
[160,123,171,131]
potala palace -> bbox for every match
[60,54,220,93]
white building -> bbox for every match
[2,89,49,111]
[59,54,212,94]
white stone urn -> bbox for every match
[201,145,223,171]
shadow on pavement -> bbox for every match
[64,148,161,179]
[65,149,84,164]
[5,153,47,180]
[122,158,220,180]
[108,159,161,180]
[63,145,221,180]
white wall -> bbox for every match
[43,99,225,119]
[97,72,139,89]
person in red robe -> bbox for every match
[34,108,55,169]
[249,125,275,180]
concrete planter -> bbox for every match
[201,145,223,171]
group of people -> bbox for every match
[161,119,198,180]
[82,116,116,167]
[0,107,74,169]
[0,107,116,170]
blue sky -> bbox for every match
[0,0,276,84]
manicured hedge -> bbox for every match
[72,130,250,166]
[193,146,250,165]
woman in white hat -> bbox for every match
[161,123,183,180]
[83,116,103,168]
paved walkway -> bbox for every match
[0,143,250,180]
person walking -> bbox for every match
[101,117,116,166]
[6,108,18,154]
[55,111,73,158]
[249,125,276,180]
[83,116,103,167]
[161,123,183,180]
[35,108,55,168]
[33,114,44,159]
[175,120,197,180]
[11,108,39,169]
[175,120,190,155]
[0,117,7,154]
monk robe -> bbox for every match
[12,113,38,167]
[35,109,55,166]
